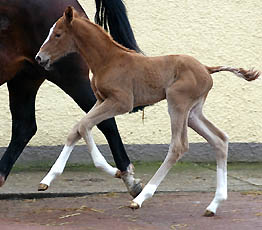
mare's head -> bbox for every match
[35,6,79,70]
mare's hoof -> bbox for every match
[204,210,215,217]
[0,175,5,187]
[129,201,140,209]
[115,170,121,179]
[130,181,144,198]
[38,183,49,191]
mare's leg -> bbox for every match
[0,69,44,186]
[188,100,228,216]
[130,87,192,208]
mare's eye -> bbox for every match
[55,33,61,38]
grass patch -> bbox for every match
[202,162,262,171]
[12,161,202,173]
[11,161,262,173]
[11,162,98,173]
[132,161,207,174]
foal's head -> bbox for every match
[35,6,80,70]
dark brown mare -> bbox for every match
[36,7,260,216]
[0,0,143,196]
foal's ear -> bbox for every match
[64,6,74,24]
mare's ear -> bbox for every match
[64,6,74,24]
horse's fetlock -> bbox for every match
[93,159,106,170]
[216,192,227,202]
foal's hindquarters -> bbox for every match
[128,55,228,216]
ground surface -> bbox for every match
[0,192,262,230]
[0,162,261,229]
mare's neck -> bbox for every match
[72,19,121,75]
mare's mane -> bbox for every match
[94,0,142,53]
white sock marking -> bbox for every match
[87,132,118,176]
[132,184,157,207]
[40,145,74,186]
[206,167,227,214]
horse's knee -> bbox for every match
[65,123,81,146]
[168,141,188,163]
[173,140,188,155]
[12,120,37,143]
[26,123,37,140]
[77,122,89,138]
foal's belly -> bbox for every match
[133,86,166,107]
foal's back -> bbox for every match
[112,53,213,107]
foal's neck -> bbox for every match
[72,18,130,75]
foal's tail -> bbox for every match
[206,66,260,81]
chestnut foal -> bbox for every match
[36,6,260,216]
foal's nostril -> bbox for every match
[35,55,49,68]
[35,55,41,64]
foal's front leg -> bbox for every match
[38,102,119,191]
[40,99,143,197]
[77,99,143,197]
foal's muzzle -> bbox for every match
[35,53,50,70]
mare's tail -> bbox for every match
[206,66,260,81]
[94,0,143,53]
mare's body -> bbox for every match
[0,0,142,193]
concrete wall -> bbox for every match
[0,0,262,162]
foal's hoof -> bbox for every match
[0,175,5,187]
[38,183,49,191]
[204,210,215,217]
[129,181,144,198]
[129,201,140,209]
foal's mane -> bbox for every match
[75,14,135,54]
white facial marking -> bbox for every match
[41,22,56,48]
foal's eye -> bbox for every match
[55,33,61,38]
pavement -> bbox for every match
[0,162,261,198]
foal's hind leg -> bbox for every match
[131,92,192,208]
[38,101,119,191]
[188,101,228,216]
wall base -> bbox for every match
[1,143,261,165]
